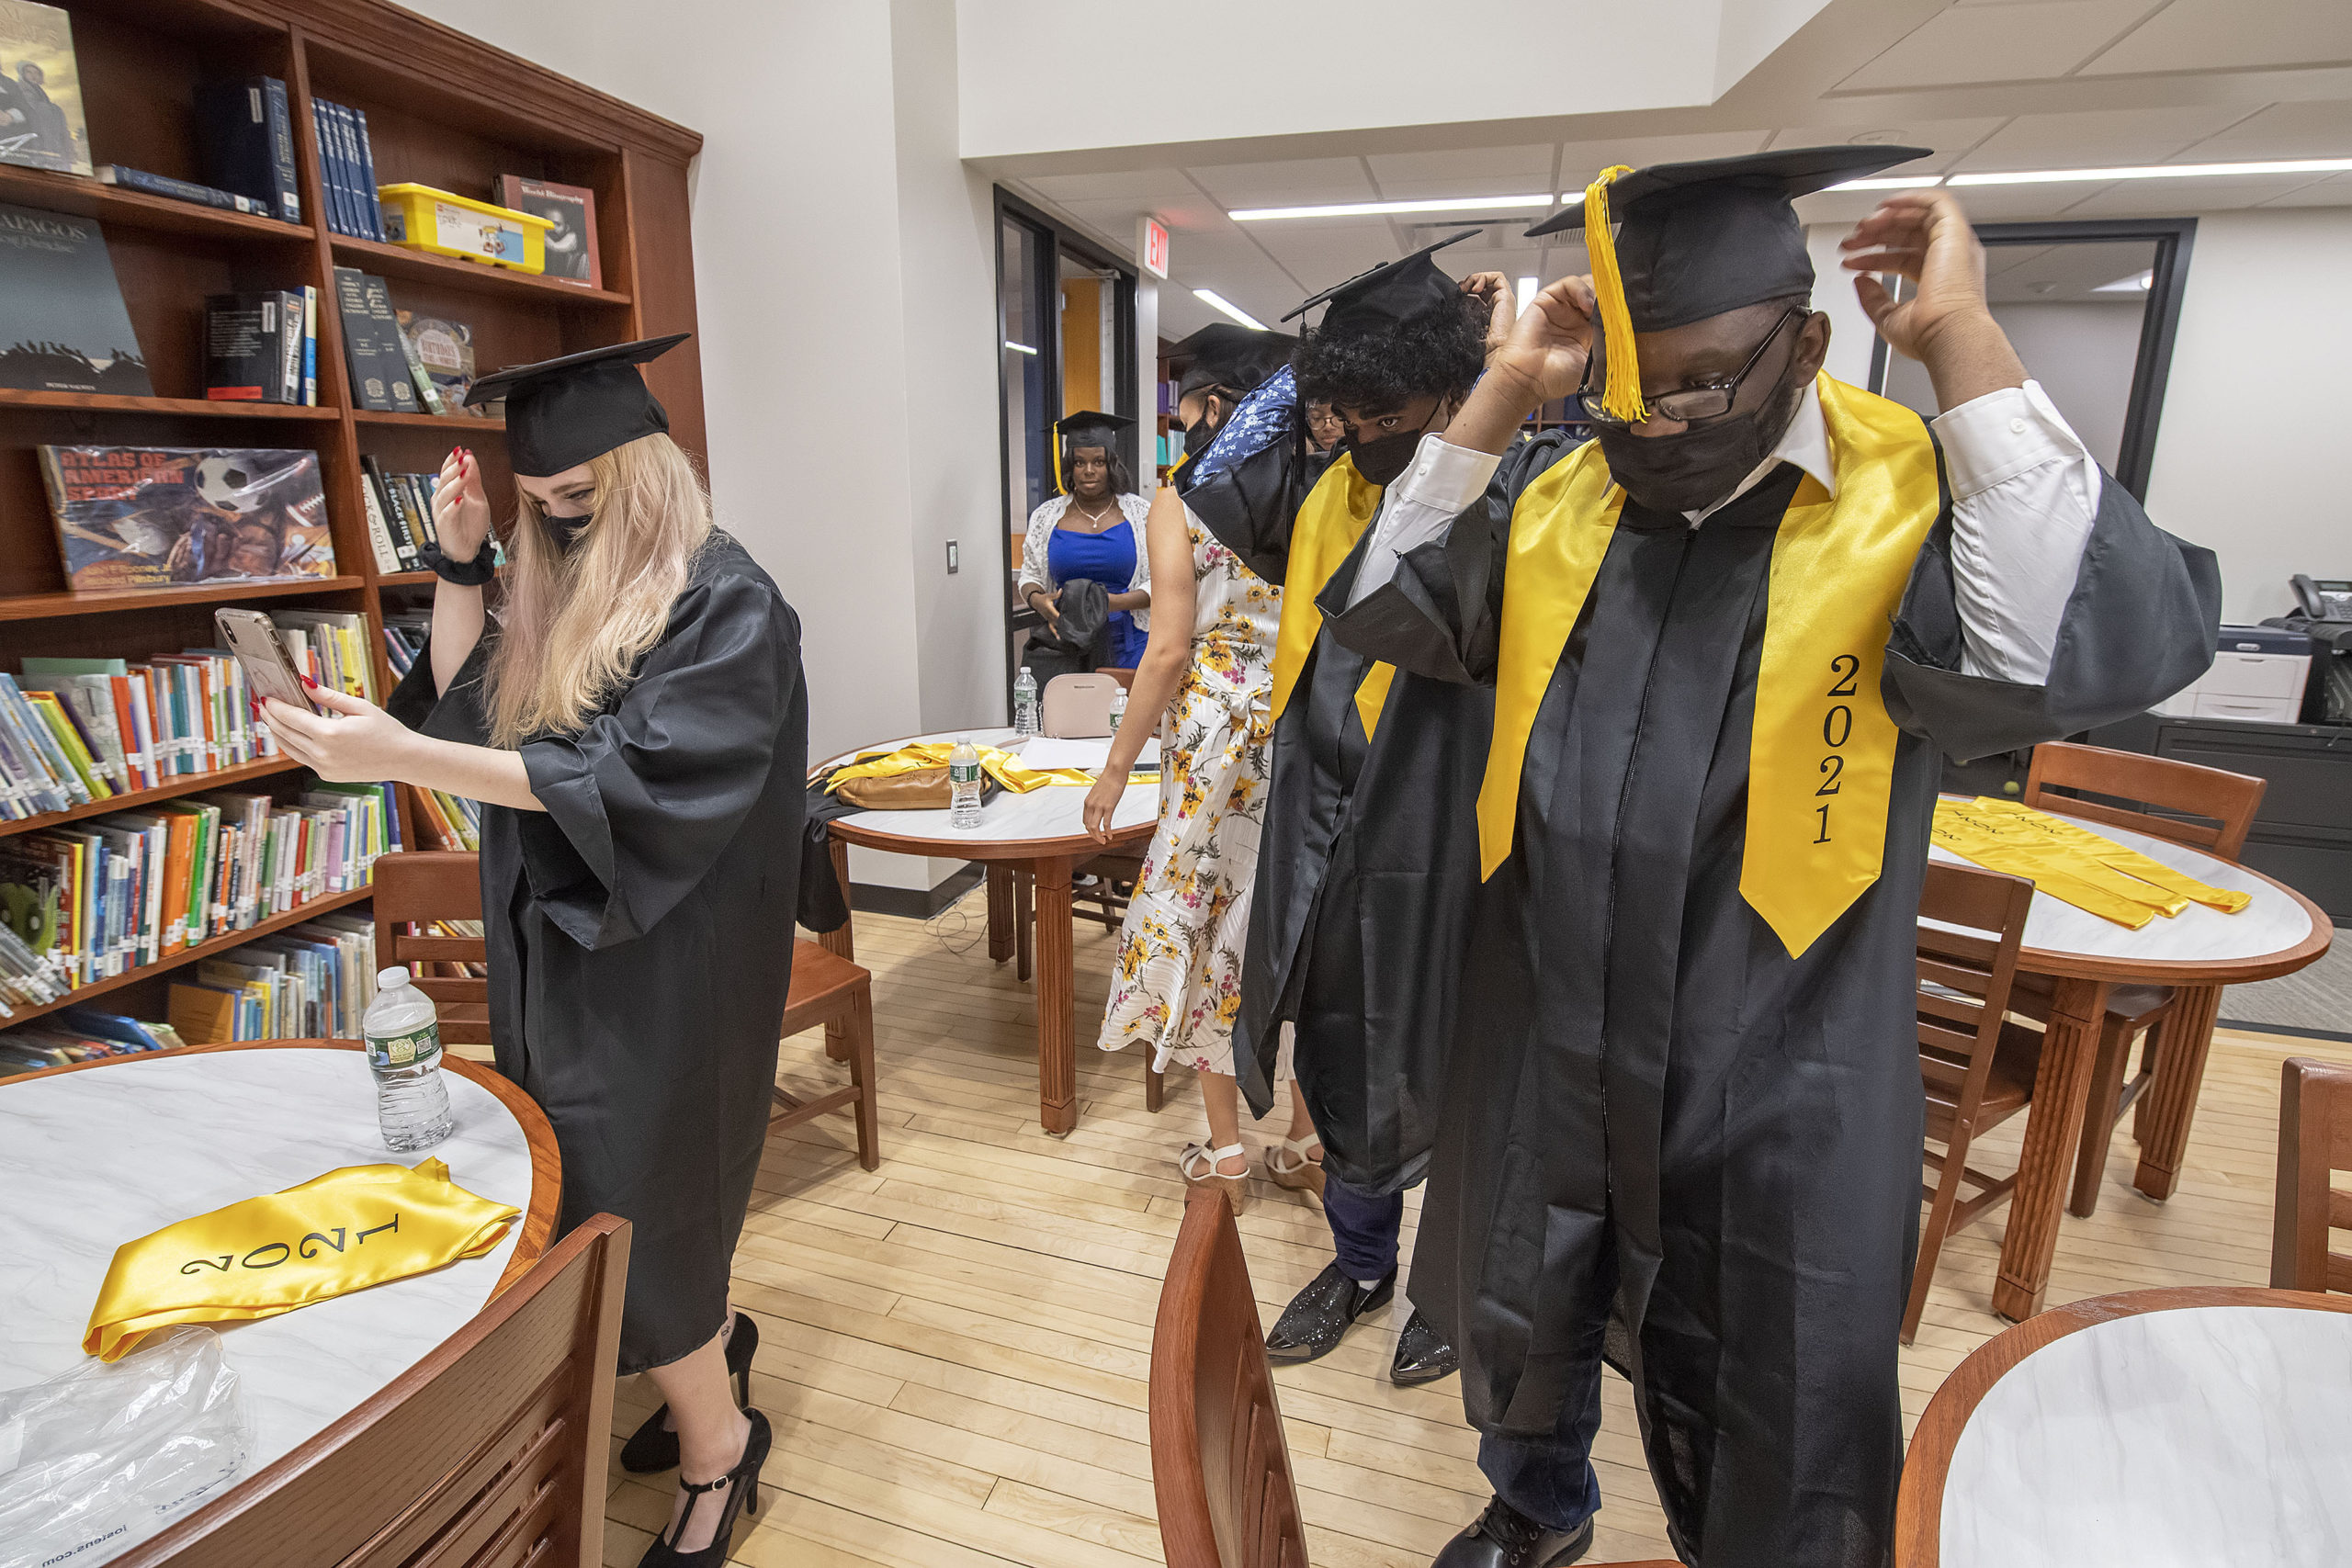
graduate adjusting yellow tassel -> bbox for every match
[1582,165,1646,425]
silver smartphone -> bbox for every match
[214,608,322,716]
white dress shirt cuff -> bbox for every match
[1341,434,1503,609]
[1933,380,2086,500]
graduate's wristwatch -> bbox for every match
[422,543,496,585]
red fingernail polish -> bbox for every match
[300,674,319,690]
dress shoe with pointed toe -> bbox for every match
[621,1311,758,1474]
[1430,1497,1593,1568]
[1264,1262,1394,1365]
[1389,1308,1458,1386]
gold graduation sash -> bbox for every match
[85,1158,520,1362]
[1476,374,1942,957]
[1932,796,2251,929]
[1268,455,1399,739]
[825,741,1155,791]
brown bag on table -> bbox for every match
[833,767,951,809]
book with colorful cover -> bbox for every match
[38,445,335,591]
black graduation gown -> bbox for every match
[1323,445,2219,1567]
[388,531,808,1374]
[1188,432,1525,1194]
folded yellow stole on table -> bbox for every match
[826,741,1157,791]
[85,1157,521,1362]
[1930,796,2252,930]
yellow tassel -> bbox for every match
[1051,433,1063,494]
[1582,165,1645,424]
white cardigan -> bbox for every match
[1017,492,1152,630]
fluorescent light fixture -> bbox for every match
[1002,339,1036,355]
[1517,275,1540,310]
[1193,289,1267,331]
[1826,175,1945,192]
[1229,193,1550,221]
[1950,157,2352,187]
[2093,270,2154,294]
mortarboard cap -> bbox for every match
[1054,410,1136,445]
[1169,322,1296,400]
[1283,228,1481,334]
[1524,146,1929,422]
[465,333,690,477]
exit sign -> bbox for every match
[1139,216,1170,279]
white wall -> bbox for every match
[954,0,1826,161]
[2147,208,2352,624]
[402,0,1005,892]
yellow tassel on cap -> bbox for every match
[1582,165,1645,424]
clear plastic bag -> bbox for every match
[0,1328,251,1568]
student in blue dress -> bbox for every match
[1019,411,1151,681]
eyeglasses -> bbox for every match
[1575,308,1805,427]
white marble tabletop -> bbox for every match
[1940,1304,2352,1567]
[0,1047,535,1476]
[1928,797,2315,968]
[830,728,1159,848]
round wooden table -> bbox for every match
[0,1040,560,1473]
[1896,1285,2352,1567]
[818,728,1158,1134]
[1928,801,2332,1322]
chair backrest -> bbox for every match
[372,850,491,1046]
[117,1213,629,1568]
[1151,1186,1308,1568]
[2023,740,2267,861]
[2272,1057,2352,1294]
[1043,672,1121,738]
[1916,860,2034,1112]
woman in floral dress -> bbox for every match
[1084,470,1319,1215]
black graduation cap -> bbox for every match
[464,333,690,477]
[1169,322,1296,399]
[1282,228,1481,334]
[1054,410,1135,446]
[1524,146,1929,421]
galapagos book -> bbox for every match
[38,446,337,591]
[0,201,152,394]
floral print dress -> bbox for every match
[1097,508,1291,1081]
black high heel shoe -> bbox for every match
[620,1312,758,1473]
[635,1408,771,1568]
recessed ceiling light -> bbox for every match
[1003,340,1036,355]
[2093,270,2154,294]
[1193,289,1267,330]
[1229,193,1552,221]
[1950,157,2352,186]
[1827,175,1945,192]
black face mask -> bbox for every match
[1182,400,1224,460]
[1342,405,1440,487]
[1597,372,1807,514]
[545,512,592,553]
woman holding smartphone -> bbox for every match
[261,335,802,1568]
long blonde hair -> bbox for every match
[483,432,712,748]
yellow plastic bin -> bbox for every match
[376,183,555,274]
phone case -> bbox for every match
[213,609,320,715]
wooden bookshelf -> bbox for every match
[0,0,706,1032]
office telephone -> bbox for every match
[2270,575,2352,723]
[2290,574,2352,622]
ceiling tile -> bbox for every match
[1764,118,2009,170]
[2257,172,2352,207]
[1953,106,2256,170]
[2055,173,2326,216]
[2173,101,2352,163]
[1554,130,1771,186]
[2078,0,2352,74]
[1363,144,1554,199]
[1836,0,2152,90]
[1184,158,1378,208]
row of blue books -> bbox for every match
[0,1006,188,1077]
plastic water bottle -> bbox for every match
[1108,683,1127,736]
[948,736,984,829]
[1012,666,1040,737]
[365,966,452,1151]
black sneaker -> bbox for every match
[1430,1496,1594,1568]
[1390,1308,1458,1386]
[1264,1262,1394,1364]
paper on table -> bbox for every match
[1015,737,1159,772]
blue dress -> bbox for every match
[1048,518,1148,667]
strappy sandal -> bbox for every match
[1179,1141,1251,1215]
[1266,1134,1326,1201]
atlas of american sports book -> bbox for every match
[38,445,336,591]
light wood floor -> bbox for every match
[597,903,2351,1568]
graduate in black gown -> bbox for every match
[1180,236,1520,1384]
[1320,152,2220,1568]
[263,336,801,1568]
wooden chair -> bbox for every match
[1908,859,2039,1344]
[376,850,879,1169]
[116,1213,630,1568]
[2271,1057,2352,1293]
[1149,1186,1681,1567]
[372,850,491,1047]
[2016,741,2267,1217]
